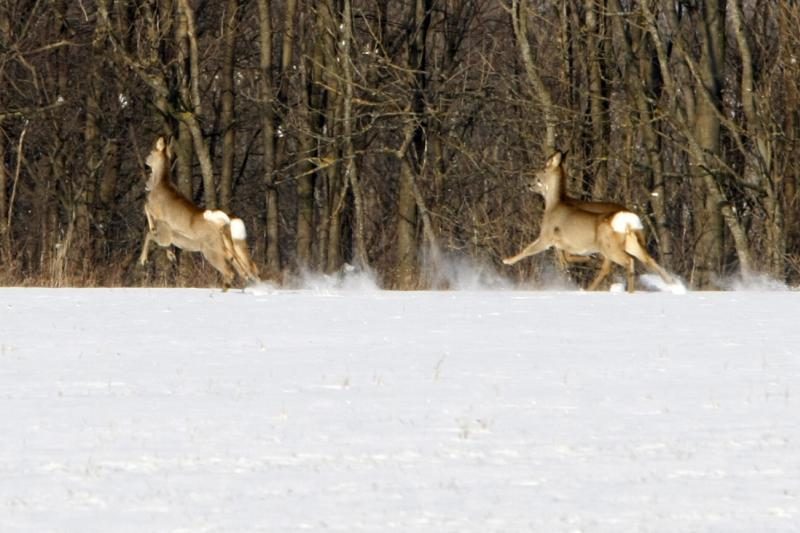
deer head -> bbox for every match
[527,151,567,209]
[145,137,170,192]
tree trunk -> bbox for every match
[642,0,752,286]
[178,0,216,210]
[585,0,608,199]
[341,0,367,270]
[394,0,431,288]
[79,15,113,272]
[173,1,194,200]
[296,3,331,271]
[0,120,7,259]
[396,156,418,288]
[219,0,238,212]
[609,0,673,267]
[96,140,119,262]
[511,0,556,155]
[730,0,782,278]
[692,0,726,286]
[257,0,281,278]
[0,11,7,258]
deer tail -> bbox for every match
[610,211,644,234]
[609,211,648,257]
[203,209,231,226]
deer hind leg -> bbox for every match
[623,232,674,285]
[599,235,640,292]
[229,218,260,283]
[626,255,635,293]
[202,247,236,291]
[587,256,613,291]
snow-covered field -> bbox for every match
[1,285,799,532]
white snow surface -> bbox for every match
[1,287,799,532]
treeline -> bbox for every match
[1,1,798,289]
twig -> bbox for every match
[7,125,27,232]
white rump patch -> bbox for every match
[611,211,644,233]
[230,218,247,240]
[203,210,231,226]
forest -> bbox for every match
[1,0,798,289]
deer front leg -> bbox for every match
[139,228,154,265]
[140,221,177,265]
[503,238,550,265]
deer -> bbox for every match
[138,136,259,289]
[549,152,627,270]
[503,151,674,292]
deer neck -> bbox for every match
[146,158,169,192]
[542,172,564,212]
[557,167,571,202]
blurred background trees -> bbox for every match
[1,0,798,289]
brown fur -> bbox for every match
[139,137,259,289]
[504,151,673,292]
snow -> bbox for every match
[1,287,799,532]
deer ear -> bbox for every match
[155,137,166,151]
[547,151,563,168]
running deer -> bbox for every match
[503,151,673,292]
[138,137,259,289]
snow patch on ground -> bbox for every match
[1,288,799,532]
[639,273,688,294]
[426,253,513,291]
[718,272,791,292]
[293,264,381,293]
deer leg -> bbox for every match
[626,256,636,293]
[230,246,259,283]
[587,256,612,291]
[144,206,156,233]
[139,229,154,265]
[203,248,236,290]
[562,252,593,264]
[503,237,550,265]
[555,249,569,271]
[624,233,674,285]
[228,218,260,283]
[150,221,178,263]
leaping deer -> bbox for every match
[503,151,674,292]
[139,137,259,289]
